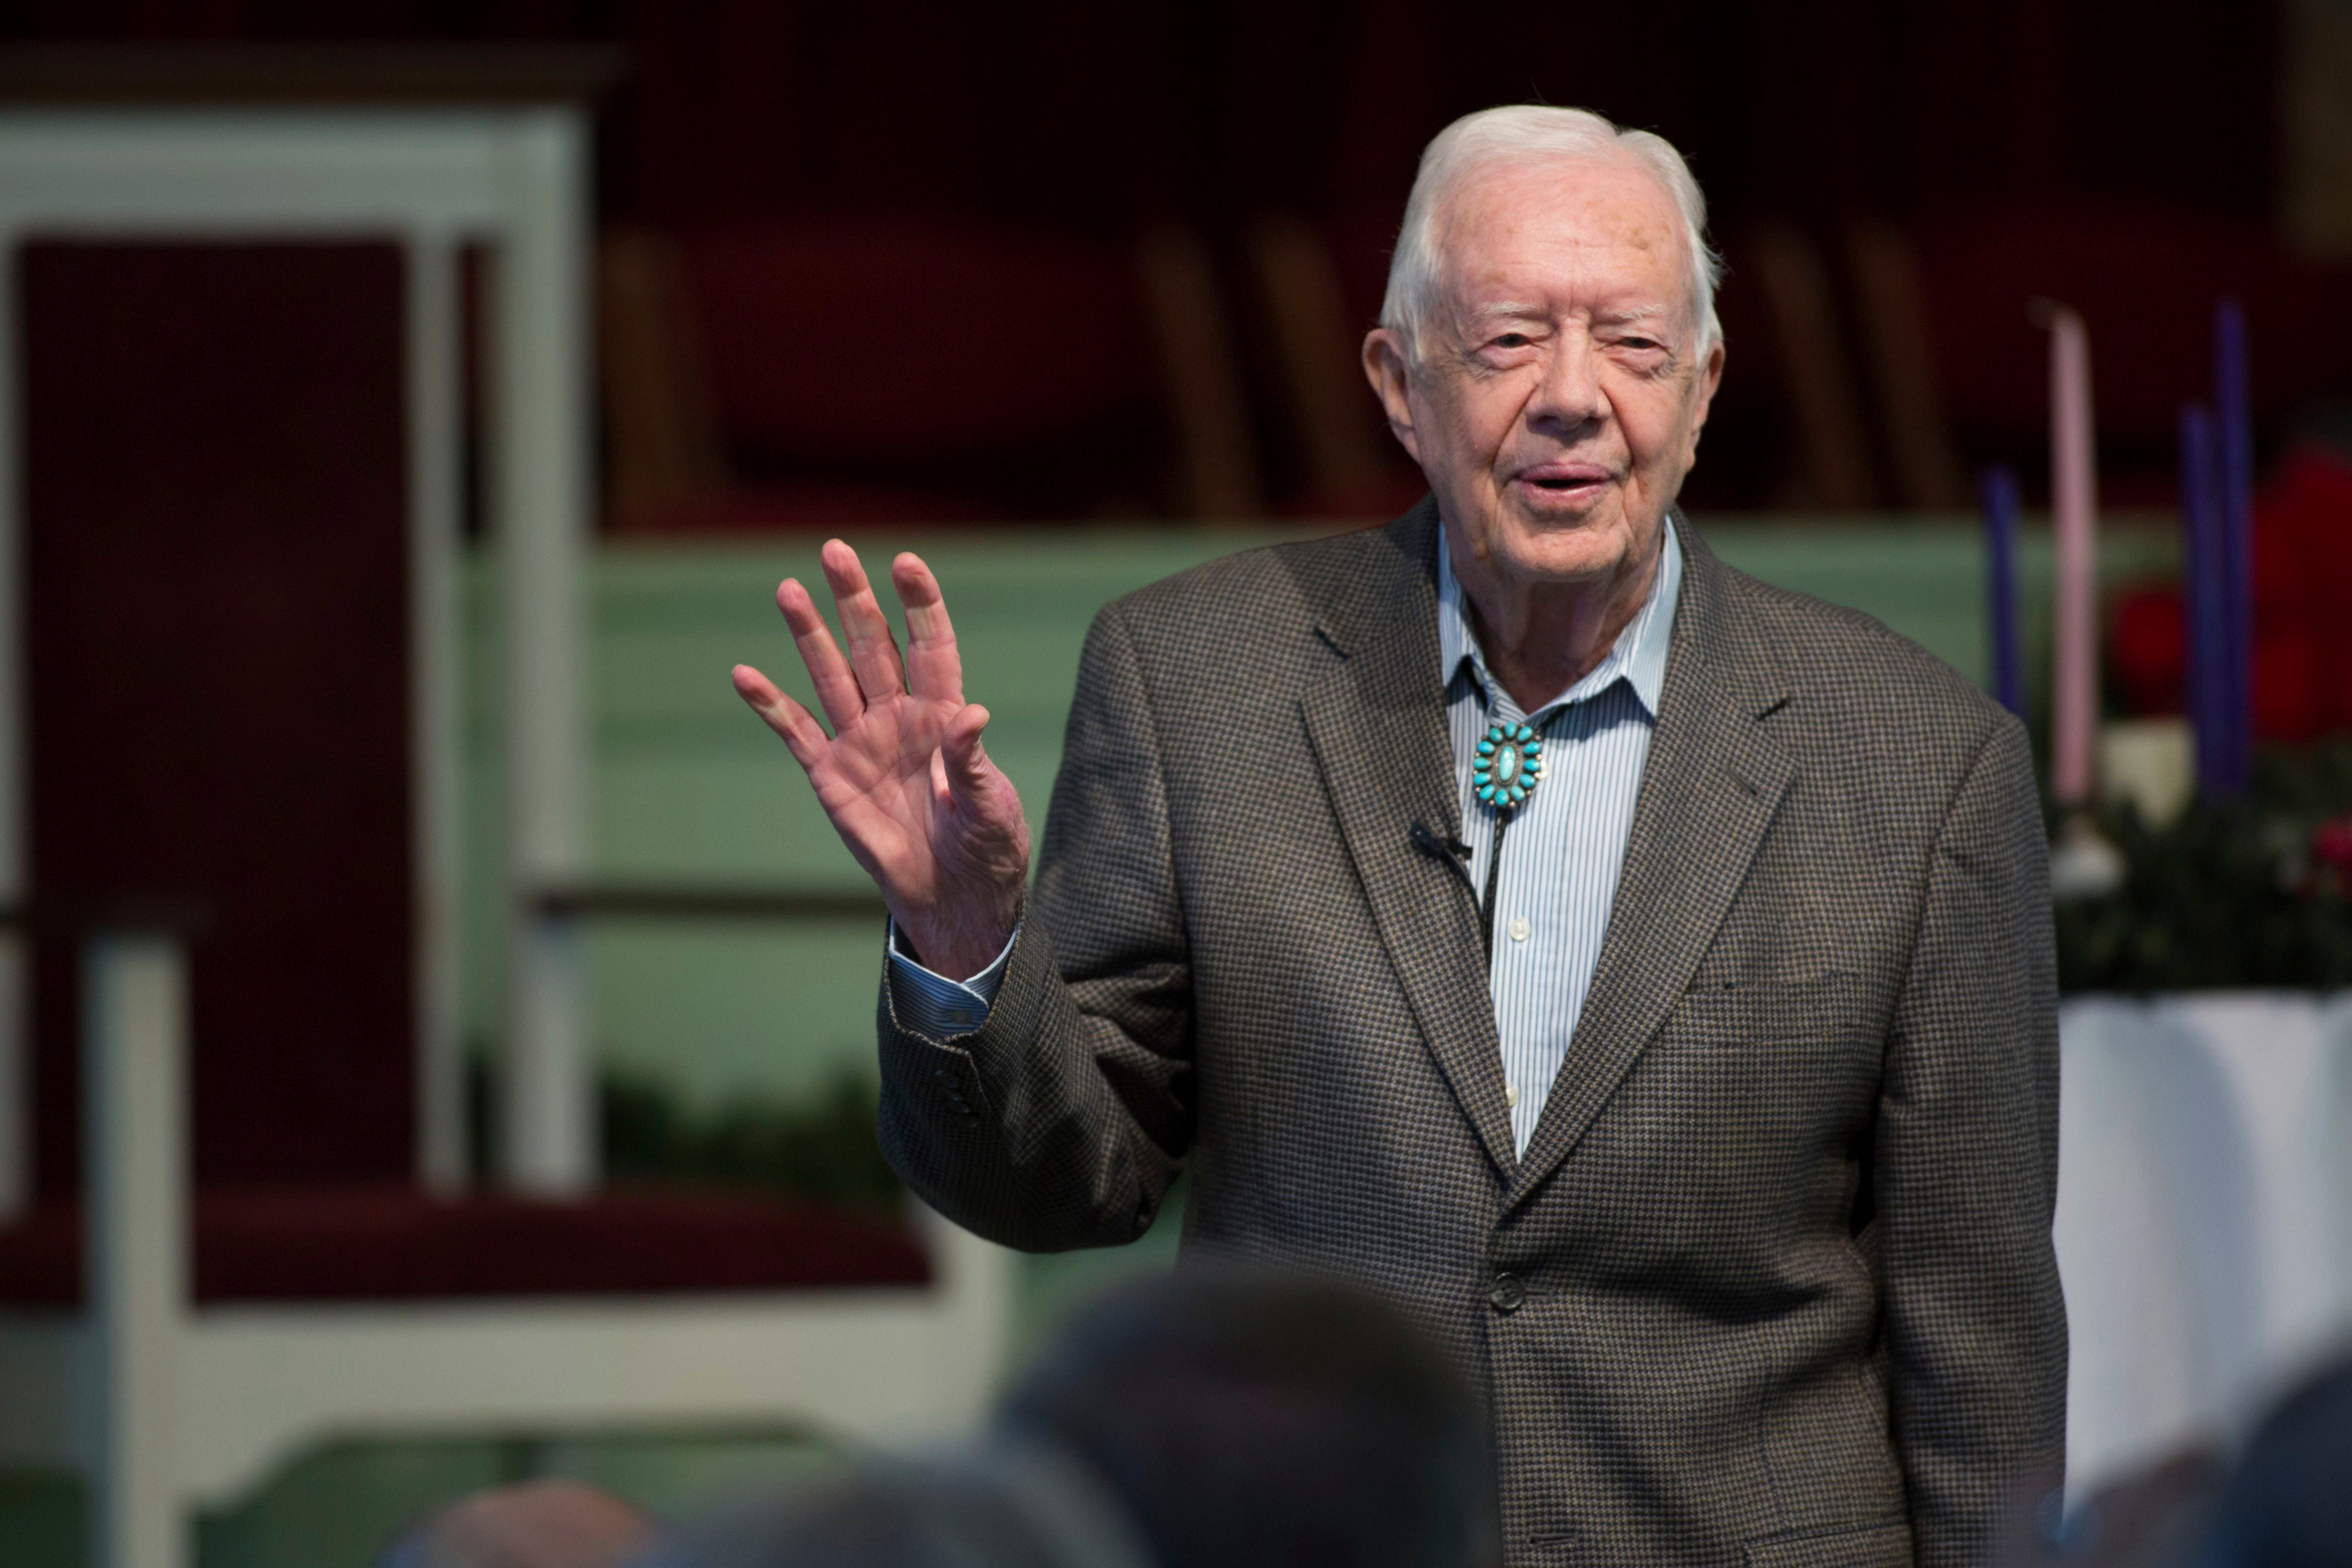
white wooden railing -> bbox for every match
[0,929,1011,1568]
[2055,993,2352,1493]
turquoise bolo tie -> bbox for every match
[1473,722,1544,810]
[1472,721,1543,963]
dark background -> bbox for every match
[0,1,2274,233]
[0,1,2313,515]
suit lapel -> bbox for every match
[1297,503,1519,1180]
[1507,518,1794,1208]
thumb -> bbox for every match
[939,703,997,804]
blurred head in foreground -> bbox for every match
[1995,1449,2223,1568]
[1994,1353,2352,1568]
[652,1266,1491,1568]
[2199,1356,2352,1568]
[642,1439,1149,1568]
[997,1265,1491,1568]
[380,1479,660,1568]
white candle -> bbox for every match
[2046,306,2099,808]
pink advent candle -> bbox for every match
[2045,305,2100,808]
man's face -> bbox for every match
[1364,155,1723,588]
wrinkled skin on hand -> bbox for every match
[733,539,1030,982]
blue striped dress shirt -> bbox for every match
[1439,524,1680,1154]
[889,523,1681,1160]
[887,918,1010,1039]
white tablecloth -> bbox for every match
[2055,993,2352,1490]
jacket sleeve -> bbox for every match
[874,600,1193,1252]
[1879,712,2068,1566]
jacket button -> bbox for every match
[1489,1272,1525,1313]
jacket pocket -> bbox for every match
[1665,973,1870,1040]
[1743,1519,1912,1568]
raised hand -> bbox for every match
[732,540,1031,981]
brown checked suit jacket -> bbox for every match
[876,499,2067,1568]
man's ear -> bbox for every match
[1684,338,1726,462]
[1361,327,1423,468]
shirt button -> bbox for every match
[1504,1084,1519,1108]
[1507,916,1531,942]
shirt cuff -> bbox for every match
[886,919,1016,1037]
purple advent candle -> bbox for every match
[2213,298,2254,795]
[2179,402,2228,798]
[1980,465,2024,719]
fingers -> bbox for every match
[775,577,866,733]
[731,664,829,770]
[820,539,908,709]
[892,552,966,706]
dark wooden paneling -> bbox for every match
[24,241,414,1193]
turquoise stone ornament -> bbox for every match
[1474,720,1544,813]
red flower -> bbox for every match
[2253,448,2352,741]
[2109,585,2186,717]
[2315,816,2352,881]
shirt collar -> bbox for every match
[1436,515,1682,723]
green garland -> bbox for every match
[601,1067,904,1208]
[464,1057,903,1208]
[504,741,2352,1203]
[2055,739,2352,992]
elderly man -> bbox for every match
[734,106,2065,1568]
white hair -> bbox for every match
[1379,104,1724,365]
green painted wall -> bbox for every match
[462,515,2174,1111]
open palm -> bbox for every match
[732,540,1030,981]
